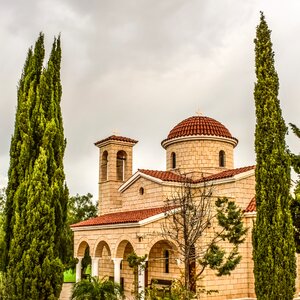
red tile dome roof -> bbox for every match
[162,116,238,147]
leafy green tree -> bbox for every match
[68,193,97,224]
[71,277,122,300]
[252,12,296,299]
[289,123,300,252]
[64,193,97,268]
[127,252,147,299]
[4,33,68,299]
[290,124,300,167]
[162,176,246,297]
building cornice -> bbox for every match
[161,135,238,149]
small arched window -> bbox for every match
[101,151,108,181]
[164,250,170,273]
[117,150,127,181]
[171,152,176,169]
[219,150,226,167]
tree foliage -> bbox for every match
[71,276,122,300]
[289,123,300,252]
[64,193,97,268]
[0,188,5,272]
[68,193,97,225]
[252,12,296,299]
[127,252,148,299]
[3,33,68,299]
[162,175,246,297]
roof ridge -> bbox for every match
[95,135,138,146]
[71,205,171,228]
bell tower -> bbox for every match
[95,135,138,215]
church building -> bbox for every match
[71,115,294,299]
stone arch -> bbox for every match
[114,238,136,258]
[76,238,91,257]
[145,236,178,255]
[93,239,112,257]
[146,238,180,286]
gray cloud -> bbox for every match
[0,0,299,197]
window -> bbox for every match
[171,152,176,169]
[164,250,170,273]
[101,151,108,181]
[139,187,144,195]
[117,151,127,181]
[219,150,226,167]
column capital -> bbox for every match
[91,256,100,261]
[112,257,123,264]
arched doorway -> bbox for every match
[115,240,136,295]
[76,240,91,281]
[94,240,113,279]
[147,240,179,288]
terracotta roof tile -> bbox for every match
[196,165,255,183]
[162,116,238,144]
[71,206,170,228]
[139,169,189,182]
[139,166,255,184]
[95,135,138,146]
[244,197,256,213]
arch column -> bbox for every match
[112,257,123,284]
[76,257,83,282]
[138,261,147,300]
[91,257,100,277]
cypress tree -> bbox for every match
[5,34,67,299]
[252,12,296,299]
[289,123,300,252]
[37,36,70,265]
[3,34,44,270]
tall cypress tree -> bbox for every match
[3,34,44,270]
[37,36,69,265]
[252,12,296,299]
[5,34,67,299]
[289,123,300,252]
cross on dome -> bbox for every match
[196,109,203,116]
[112,129,120,136]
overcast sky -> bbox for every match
[0,0,299,199]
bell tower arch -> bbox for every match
[95,135,138,215]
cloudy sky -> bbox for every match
[0,0,299,199]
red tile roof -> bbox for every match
[244,197,256,213]
[162,116,238,144]
[139,169,190,182]
[95,135,138,146]
[71,206,170,228]
[139,166,255,184]
[196,165,255,183]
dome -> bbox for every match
[162,116,238,147]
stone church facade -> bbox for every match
[71,115,299,299]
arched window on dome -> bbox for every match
[101,151,108,181]
[117,150,127,181]
[219,150,226,167]
[171,152,176,169]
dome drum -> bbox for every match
[163,116,237,175]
